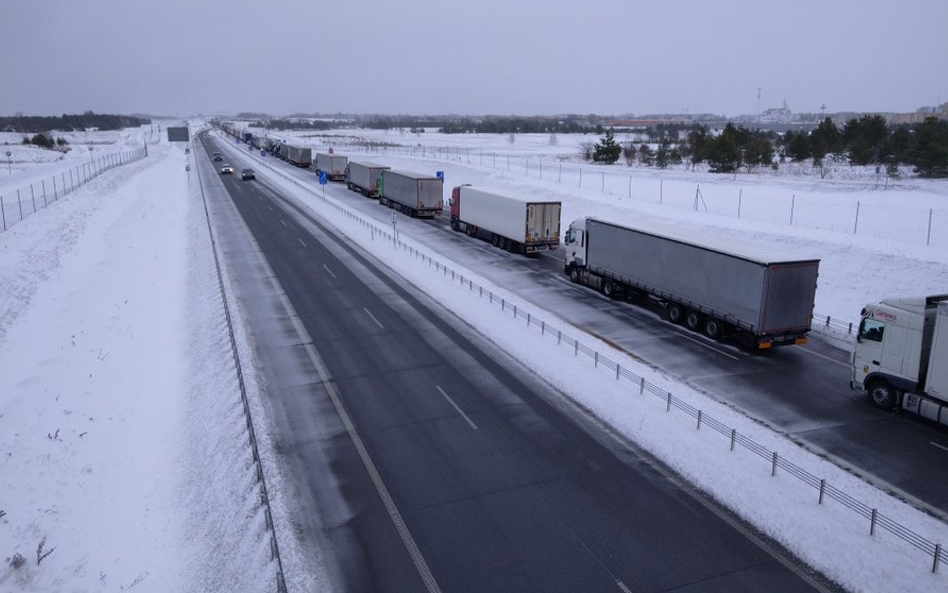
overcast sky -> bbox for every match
[2,0,946,118]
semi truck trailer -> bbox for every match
[316,153,349,181]
[379,170,443,218]
[286,145,312,168]
[346,161,389,197]
[449,185,561,254]
[851,295,948,425]
[564,217,820,348]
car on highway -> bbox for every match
[212,152,223,162]
[220,164,234,175]
[241,168,255,180]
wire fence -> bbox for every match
[321,142,948,250]
[0,147,147,233]
[255,145,944,575]
[195,142,287,593]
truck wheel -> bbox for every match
[868,381,899,410]
[466,225,475,237]
[703,318,724,340]
[601,280,617,299]
[685,309,704,331]
[666,303,684,325]
[569,267,581,284]
[492,234,500,247]
[451,220,460,232]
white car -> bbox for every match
[220,164,234,175]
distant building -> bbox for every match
[760,100,792,124]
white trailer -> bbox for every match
[851,295,948,425]
[449,185,561,254]
[316,153,348,181]
[346,161,389,197]
[286,145,312,168]
[379,170,443,218]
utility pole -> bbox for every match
[756,87,762,124]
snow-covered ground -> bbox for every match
[1,123,946,592]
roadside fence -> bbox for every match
[258,150,945,575]
[326,142,948,250]
[0,147,147,233]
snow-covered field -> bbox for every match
[1,123,946,592]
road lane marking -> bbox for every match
[322,264,336,279]
[268,205,273,212]
[615,580,633,593]
[678,333,739,360]
[363,307,384,330]
[931,442,948,454]
[798,346,851,368]
[436,385,478,430]
[280,219,288,228]
[297,238,307,248]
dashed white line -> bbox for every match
[615,580,633,593]
[679,333,739,360]
[931,442,948,454]
[297,238,307,248]
[436,385,478,430]
[268,205,273,212]
[323,264,336,279]
[280,219,288,228]
[363,307,385,330]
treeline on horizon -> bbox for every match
[0,111,151,132]
[602,116,948,178]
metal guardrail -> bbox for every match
[0,147,148,233]
[194,139,287,593]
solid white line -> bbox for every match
[280,219,288,228]
[615,580,633,593]
[797,346,851,368]
[436,385,478,430]
[322,264,336,279]
[931,442,948,454]
[678,332,740,360]
[363,307,385,330]
[297,238,307,248]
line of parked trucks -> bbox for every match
[213,122,947,427]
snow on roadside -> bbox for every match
[0,139,274,592]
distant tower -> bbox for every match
[757,87,762,124]
[820,102,827,118]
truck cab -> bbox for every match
[563,218,587,274]
[852,295,948,411]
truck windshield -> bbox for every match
[858,318,885,342]
[565,229,575,244]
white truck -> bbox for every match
[286,145,312,168]
[851,295,948,425]
[564,217,820,348]
[346,161,389,197]
[449,185,561,254]
[316,153,348,181]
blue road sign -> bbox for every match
[436,171,444,181]
[319,172,328,185]
[260,150,266,157]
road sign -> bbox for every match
[260,150,266,157]
[319,172,328,185]
[436,171,444,181]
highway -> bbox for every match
[217,134,948,519]
[198,134,838,592]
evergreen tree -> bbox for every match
[705,124,742,172]
[593,130,621,164]
[638,144,654,166]
[908,117,948,178]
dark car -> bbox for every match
[241,168,255,180]
[212,152,223,162]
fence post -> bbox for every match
[666,392,672,412]
[819,479,825,505]
[640,377,645,394]
[870,509,877,536]
[730,429,736,451]
[62,173,66,195]
[17,189,23,220]
[42,179,46,203]
[854,200,860,234]
[53,176,58,200]
[697,410,702,429]
[790,194,795,225]
[615,363,620,380]
[934,544,941,573]
[628,176,632,198]
[579,167,582,188]
[1,195,6,230]
[738,189,742,217]
[772,452,778,476]
[31,185,37,211]
[928,208,933,246]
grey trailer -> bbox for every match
[346,161,390,197]
[564,217,819,348]
[286,145,312,168]
[316,153,349,181]
[379,170,443,218]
